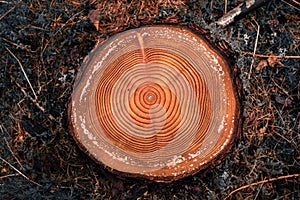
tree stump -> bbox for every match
[68,26,241,182]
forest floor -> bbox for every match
[0,0,299,199]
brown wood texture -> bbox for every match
[68,26,241,182]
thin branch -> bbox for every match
[0,156,42,187]
[0,173,20,180]
[4,138,24,170]
[1,37,28,50]
[16,82,44,112]
[0,0,14,3]
[270,78,290,97]
[248,18,260,79]
[15,82,55,121]
[0,124,7,135]
[291,0,300,6]
[224,174,300,200]
[241,51,300,58]
[5,47,38,100]
[282,0,300,12]
[215,0,271,27]
[0,5,16,21]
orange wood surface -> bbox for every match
[69,26,240,182]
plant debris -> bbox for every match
[0,0,299,199]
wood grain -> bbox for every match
[69,26,240,182]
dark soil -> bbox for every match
[0,0,299,199]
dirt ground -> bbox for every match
[0,0,299,199]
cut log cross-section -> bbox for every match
[69,26,240,182]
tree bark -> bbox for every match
[68,25,241,182]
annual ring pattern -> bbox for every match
[69,26,239,182]
[95,48,211,154]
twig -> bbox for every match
[215,0,271,27]
[0,124,8,135]
[270,78,290,97]
[0,4,16,21]
[0,156,42,187]
[40,11,83,62]
[0,173,20,180]
[16,82,44,112]
[4,138,24,170]
[282,0,300,12]
[291,0,300,6]
[0,0,13,3]
[5,47,38,100]
[224,174,300,200]
[224,0,228,14]
[15,82,55,121]
[241,51,300,58]
[253,184,263,200]
[248,18,260,79]
[273,127,299,154]
[1,37,28,50]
